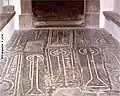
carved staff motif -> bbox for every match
[26,54,45,95]
[47,30,73,47]
[79,47,108,88]
[50,48,70,87]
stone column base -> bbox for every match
[19,14,33,30]
[0,0,3,14]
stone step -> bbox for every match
[33,20,85,27]
[104,11,120,42]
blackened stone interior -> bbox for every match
[32,1,84,21]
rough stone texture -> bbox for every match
[3,5,14,13]
[20,0,33,29]
[32,1,84,21]
[0,5,15,31]
[0,0,3,13]
[103,11,120,27]
[0,28,120,96]
[19,14,33,29]
[0,12,15,31]
[99,91,120,96]
[85,0,100,27]
[19,0,100,29]
[33,21,84,27]
[32,1,85,27]
[21,0,32,14]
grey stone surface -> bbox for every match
[19,14,33,29]
[103,11,120,27]
[0,12,15,31]
[3,5,14,13]
[0,28,120,96]
[20,0,100,29]
[0,0,3,13]
[32,1,84,21]
[0,5,15,31]
[33,21,85,27]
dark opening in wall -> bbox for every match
[20,0,100,28]
[32,1,84,21]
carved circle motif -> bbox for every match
[79,47,99,55]
[26,54,44,62]
[0,80,13,92]
[5,45,22,52]
[50,49,70,57]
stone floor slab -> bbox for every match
[0,28,120,96]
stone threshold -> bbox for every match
[103,11,120,27]
[33,20,85,27]
[0,5,15,31]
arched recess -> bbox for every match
[19,0,101,29]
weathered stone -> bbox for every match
[103,11,120,27]
[0,12,15,31]
[99,91,120,96]
[3,5,14,13]
[20,0,100,28]
[1,28,120,96]
[90,14,99,27]
[21,0,32,14]
[0,0,3,13]
[85,13,91,26]
[86,1,100,13]
[19,14,33,29]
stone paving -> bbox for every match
[0,28,120,96]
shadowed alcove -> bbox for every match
[20,0,100,28]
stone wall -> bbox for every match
[19,0,100,29]
[85,0,100,27]
[0,0,3,13]
[19,0,33,29]
[114,0,120,15]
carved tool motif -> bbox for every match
[79,47,108,88]
[26,54,45,95]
